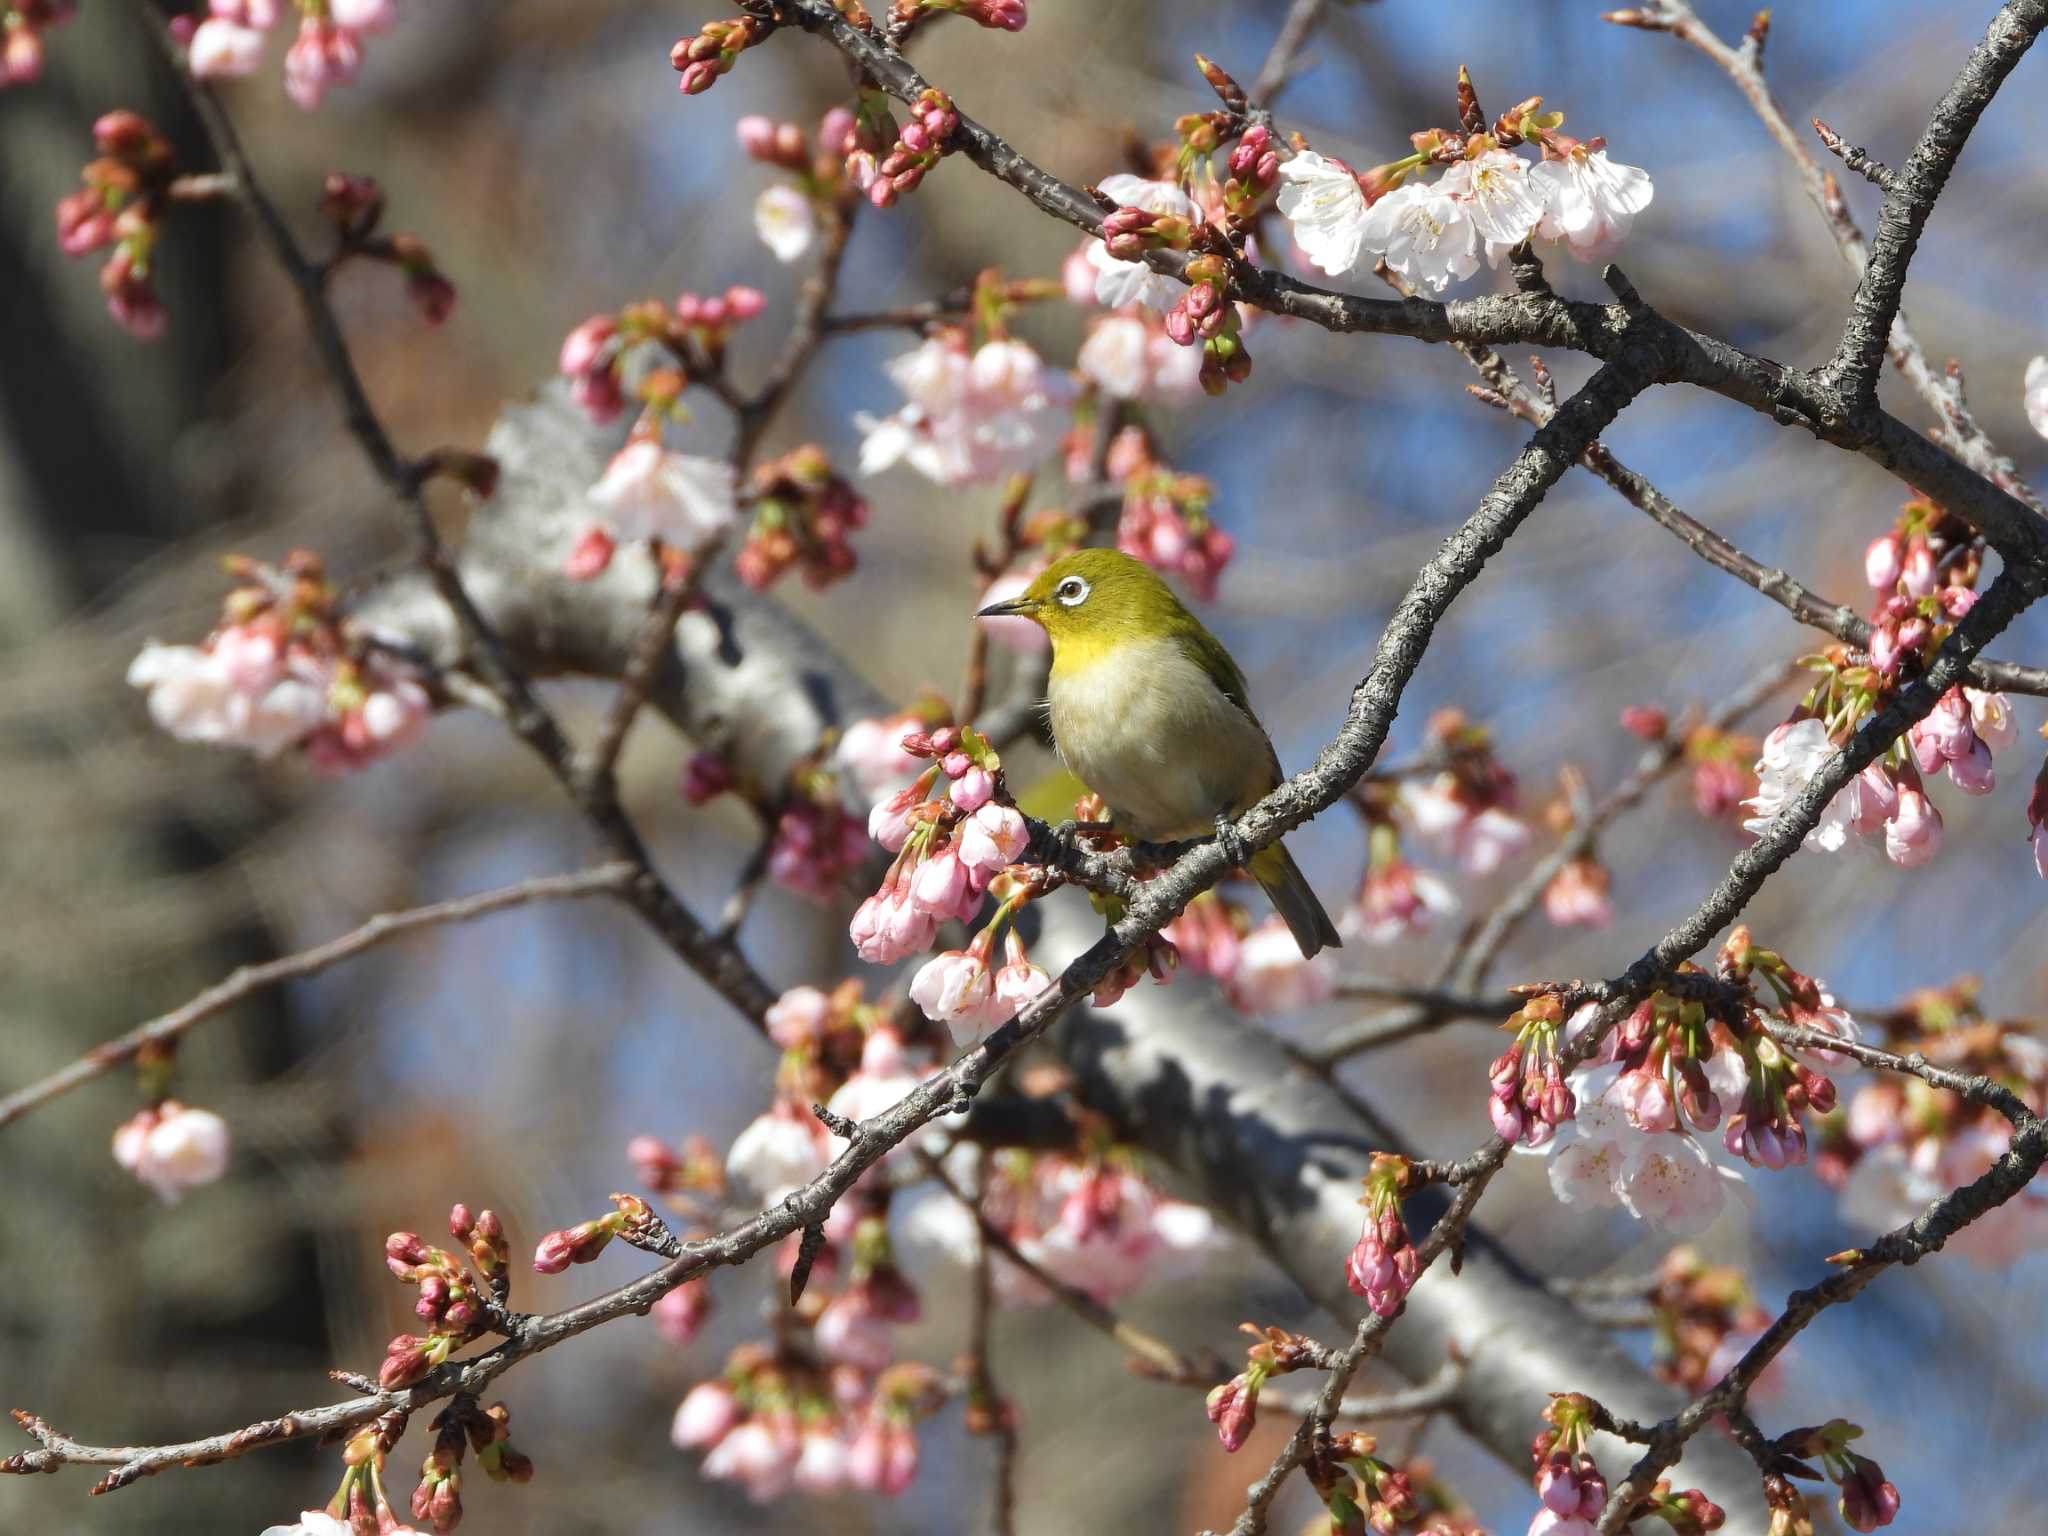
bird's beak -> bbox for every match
[976,596,1038,619]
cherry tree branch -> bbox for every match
[1448,335,2048,696]
[1248,0,1333,107]
[1762,1020,2035,1126]
[143,12,781,1029]
[0,864,636,1132]
[1591,1103,2048,1532]
[1624,0,2046,514]
[772,0,2048,570]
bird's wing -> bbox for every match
[1172,622,1284,784]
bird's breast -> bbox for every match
[1046,636,1275,840]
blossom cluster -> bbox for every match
[312,169,458,324]
[1543,930,1855,1234]
[1345,1152,1420,1317]
[1163,891,1338,1014]
[736,444,869,591]
[0,0,72,88]
[1748,503,2020,870]
[668,13,771,96]
[1615,704,1759,826]
[858,327,1076,488]
[183,0,407,111]
[1643,1247,1771,1396]
[1523,1393,1724,1536]
[55,110,180,338]
[1108,426,1236,599]
[128,549,432,771]
[1822,978,2048,1263]
[381,1206,511,1391]
[638,978,1213,1504]
[1275,76,1654,293]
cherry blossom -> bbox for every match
[1344,854,1459,945]
[1401,774,1529,875]
[1743,718,1859,851]
[1359,180,1481,294]
[189,17,266,78]
[1225,918,1338,1013]
[586,439,737,553]
[671,1382,740,1450]
[112,1100,231,1202]
[725,1100,831,1202]
[858,332,1074,487]
[1077,312,1204,401]
[127,633,327,757]
[1085,174,1200,309]
[2026,354,2048,439]
[1883,785,1942,867]
[701,1419,793,1502]
[259,1512,352,1536]
[1441,148,1547,262]
[1275,149,1370,277]
[908,943,1002,1045]
[753,183,816,263]
[835,712,930,802]
[1529,144,1655,260]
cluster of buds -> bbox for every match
[531,1192,664,1277]
[315,171,456,325]
[55,111,194,338]
[1623,706,1761,824]
[738,107,857,263]
[176,0,405,110]
[1772,1420,1899,1532]
[1398,710,1530,875]
[1862,500,1978,678]
[1223,122,1282,222]
[672,1347,943,1502]
[1343,792,1460,944]
[1204,1327,1335,1458]
[1314,1430,1421,1535]
[762,770,872,905]
[1163,252,1252,395]
[381,1208,508,1390]
[408,1398,532,1534]
[736,445,868,590]
[559,285,767,428]
[1345,1153,1419,1317]
[1111,428,1236,598]
[1528,1394,1610,1531]
[1712,929,1847,1169]
[670,13,770,95]
[891,0,1028,30]
[852,725,1028,964]
[859,89,961,208]
[127,549,432,771]
[1489,993,1578,1147]
[1645,1247,1770,1394]
[1,0,72,87]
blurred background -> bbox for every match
[4,1,2048,1531]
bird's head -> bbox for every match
[976,548,1185,655]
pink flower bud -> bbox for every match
[1883,786,1942,867]
[1864,532,1903,592]
[1206,1375,1259,1452]
[950,765,995,811]
[671,1381,739,1449]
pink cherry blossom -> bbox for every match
[1884,786,1942,867]
[793,1426,851,1493]
[587,440,737,552]
[957,801,1029,877]
[1224,919,1337,1013]
[835,712,928,801]
[1529,145,1655,260]
[1344,856,1459,945]
[112,1100,231,1202]
[909,946,1002,1045]
[857,333,1074,487]
[189,18,266,78]
[765,985,831,1050]
[2026,355,2048,440]
[701,1419,792,1502]
[259,1512,353,1536]
[283,17,360,110]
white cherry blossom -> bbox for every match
[752,184,816,263]
[1359,180,1481,293]
[1275,150,1370,277]
[1530,146,1655,260]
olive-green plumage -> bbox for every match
[978,549,1341,958]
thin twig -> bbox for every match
[0,865,637,1131]
[143,14,781,1029]
[1248,0,1332,107]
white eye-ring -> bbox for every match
[1055,575,1090,607]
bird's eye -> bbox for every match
[1056,576,1090,607]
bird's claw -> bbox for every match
[1213,812,1250,868]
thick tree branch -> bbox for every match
[1631,0,2046,513]
[1822,0,2047,404]
[0,865,637,1132]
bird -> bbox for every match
[976,547,1342,958]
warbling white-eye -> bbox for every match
[977,548,1342,958]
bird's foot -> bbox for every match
[1213,812,1250,868]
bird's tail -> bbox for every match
[1249,840,1343,959]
